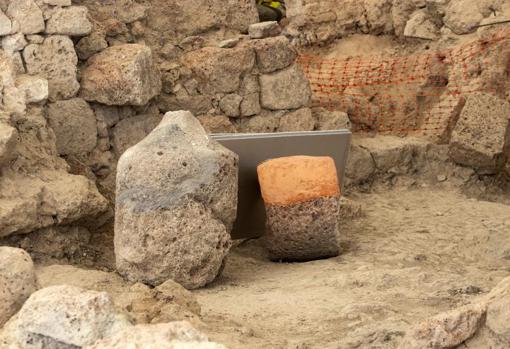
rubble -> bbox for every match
[115,111,238,288]
[0,247,36,327]
[258,156,341,260]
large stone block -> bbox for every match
[0,247,36,327]
[81,44,162,106]
[115,111,238,289]
[6,0,44,34]
[257,156,340,260]
[449,93,510,174]
[183,46,255,94]
[251,36,296,73]
[259,64,312,110]
[45,6,92,36]
[23,35,80,101]
[278,107,315,132]
[47,98,97,157]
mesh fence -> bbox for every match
[298,27,510,138]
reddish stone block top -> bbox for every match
[257,155,340,206]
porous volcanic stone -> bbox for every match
[257,156,340,260]
[115,111,238,289]
[81,44,162,106]
[45,6,92,36]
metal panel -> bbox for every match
[211,130,352,239]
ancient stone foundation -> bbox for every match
[257,156,341,261]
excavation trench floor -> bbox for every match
[194,187,510,349]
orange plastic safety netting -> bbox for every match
[298,27,510,138]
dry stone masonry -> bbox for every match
[257,156,341,261]
[115,111,238,289]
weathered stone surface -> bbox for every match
[258,156,340,261]
[252,36,296,73]
[0,9,11,35]
[259,64,312,110]
[240,93,260,117]
[444,0,484,34]
[279,108,315,132]
[404,9,439,40]
[81,44,162,106]
[43,0,72,5]
[76,31,108,60]
[398,303,486,349]
[0,123,18,167]
[115,111,238,289]
[449,93,510,174]
[15,74,48,103]
[23,35,80,101]
[313,107,351,130]
[345,143,376,186]
[85,322,227,349]
[198,114,236,134]
[0,247,36,327]
[47,98,97,157]
[238,110,283,133]
[111,112,162,157]
[219,93,242,117]
[219,38,240,48]
[6,0,44,34]
[183,46,255,94]
[26,34,44,44]
[2,86,26,115]
[248,21,281,39]
[1,33,27,52]
[3,285,131,348]
[46,6,92,36]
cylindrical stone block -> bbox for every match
[257,155,341,261]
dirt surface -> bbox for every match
[194,186,510,349]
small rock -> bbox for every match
[76,31,108,60]
[257,156,340,260]
[313,107,351,130]
[404,9,439,40]
[2,86,26,116]
[15,74,48,103]
[111,111,162,157]
[248,21,281,39]
[43,0,72,5]
[344,143,376,186]
[219,93,243,117]
[0,247,36,327]
[219,38,240,48]
[238,110,283,133]
[115,111,238,288]
[1,32,27,52]
[279,108,315,132]
[198,114,236,134]
[6,0,45,34]
[46,6,93,36]
[81,44,162,106]
[0,123,18,167]
[259,64,311,110]
[0,9,12,36]
[251,36,297,74]
[47,98,97,156]
[437,174,447,182]
[240,93,261,117]
[25,34,44,44]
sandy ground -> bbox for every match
[194,186,510,349]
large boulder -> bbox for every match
[1,285,131,348]
[449,93,510,174]
[85,321,226,349]
[259,64,312,110]
[115,111,238,289]
[0,247,36,327]
[81,44,162,106]
[47,98,97,157]
[23,35,80,101]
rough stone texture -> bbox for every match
[240,93,260,117]
[219,93,242,117]
[313,108,351,130]
[198,114,236,134]
[259,64,312,110]
[111,111,162,157]
[81,44,162,106]
[2,85,26,115]
[449,93,510,174]
[404,9,439,40]
[258,156,340,261]
[0,9,11,36]
[76,31,108,60]
[0,247,36,327]
[248,21,281,39]
[15,74,48,103]
[6,0,45,34]
[46,6,93,36]
[2,33,27,52]
[115,111,238,289]
[183,46,255,94]
[251,36,297,74]
[237,110,283,133]
[85,322,227,349]
[345,143,376,186]
[279,108,315,132]
[44,0,72,5]
[0,123,18,167]
[23,35,80,101]
[47,98,97,157]
[398,304,487,349]
[443,0,484,34]
[2,285,131,348]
